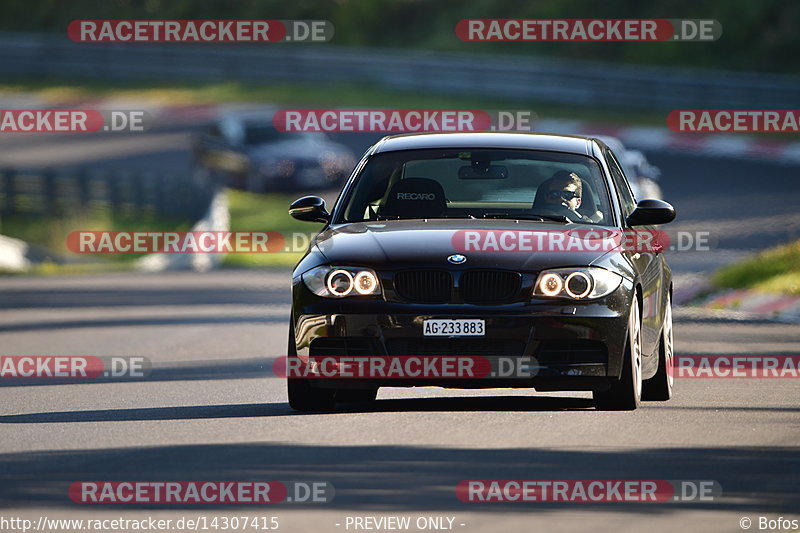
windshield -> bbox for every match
[338,148,613,225]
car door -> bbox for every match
[606,149,663,357]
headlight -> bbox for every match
[534,267,622,300]
[538,272,563,297]
[302,266,382,298]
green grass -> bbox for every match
[0,78,671,129]
[0,189,319,274]
[0,209,192,259]
[222,188,318,268]
[712,240,800,296]
[0,207,193,275]
[26,261,139,276]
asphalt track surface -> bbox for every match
[1,123,799,532]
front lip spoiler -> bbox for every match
[305,374,616,391]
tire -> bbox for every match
[286,319,336,412]
[642,293,674,401]
[336,389,378,403]
[594,296,642,411]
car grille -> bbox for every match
[386,338,525,357]
[393,270,521,304]
[460,270,521,304]
[393,270,452,303]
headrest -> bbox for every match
[380,178,447,219]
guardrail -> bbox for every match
[0,167,214,220]
[1,32,799,111]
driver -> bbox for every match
[537,170,587,222]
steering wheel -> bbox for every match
[535,204,586,223]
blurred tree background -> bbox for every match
[0,0,797,74]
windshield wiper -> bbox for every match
[481,213,571,223]
[376,214,478,221]
[530,214,571,223]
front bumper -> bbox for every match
[291,280,634,392]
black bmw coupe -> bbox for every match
[287,132,676,411]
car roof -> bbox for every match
[591,134,625,151]
[371,132,599,156]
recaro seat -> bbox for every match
[380,178,447,219]
[532,176,561,212]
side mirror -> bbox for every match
[289,196,330,223]
[626,199,676,226]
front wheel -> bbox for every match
[642,293,674,401]
[594,297,642,411]
[286,319,336,412]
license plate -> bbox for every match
[423,319,485,337]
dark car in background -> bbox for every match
[192,111,356,192]
[287,132,676,412]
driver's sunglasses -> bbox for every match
[547,189,580,201]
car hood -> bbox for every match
[311,219,620,271]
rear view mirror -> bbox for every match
[458,164,508,179]
[626,199,676,226]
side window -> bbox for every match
[606,150,636,216]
